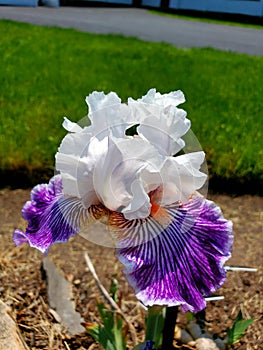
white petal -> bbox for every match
[93,136,164,218]
[56,127,104,207]
[154,90,186,108]
[58,124,93,156]
[62,117,83,133]
[134,88,186,108]
[128,89,190,156]
[56,152,99,207]
[122,177,151,220]
[152,152,207,205]
[86,91,121,114]
[138,109,190,156]
[86,91,136,138]
[93,137,132,211]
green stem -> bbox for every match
[161,306,178,350]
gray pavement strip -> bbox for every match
[0,6,263,56]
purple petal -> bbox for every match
[13,175,93,253]
[117,195,233,312]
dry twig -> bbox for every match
[84,251,138,346]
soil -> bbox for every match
[0,189,262,350]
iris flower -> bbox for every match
[13,89,233,312]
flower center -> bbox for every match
[150,202,171,227]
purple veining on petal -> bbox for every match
[20,175,62,224]
[117,195,233,312]
[13,175,89,254]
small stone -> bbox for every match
[214,338,227,350]
[196,337,220,350]
[42,257,85,335]
[199,333,213,339]
[174,325,195,344]
[187,321,202,339]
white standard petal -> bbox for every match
[137,109,190,156]
[128,89,190,156]
[86,91,134,138]
[142,88,186,109]
[129,88,186,109]
[151,152,207,205]
[86,91,121,115]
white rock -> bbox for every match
[196,337,220,350]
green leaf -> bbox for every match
[85,323,100,339]
[227,310,254,345]
[145,306,165,349]
[86,321,116,350]
[86,303,126,350]
[114,315,126,350]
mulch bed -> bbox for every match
[0,189,262,349]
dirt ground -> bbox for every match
[0,189,262,350]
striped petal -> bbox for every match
[117,195,233,312]
[13,175,102,253]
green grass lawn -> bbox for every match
[0,20,262,190]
